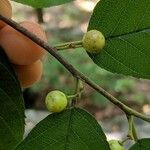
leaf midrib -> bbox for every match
[64,109,72,150]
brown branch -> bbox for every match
[0,15,150,122]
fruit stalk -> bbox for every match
[54,41,83,50]
[127,115,138,141]
[72,78,84,106]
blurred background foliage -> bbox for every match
[12,0,150,120]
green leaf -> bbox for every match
[0,117,19,150]
[12,0,74,8]
[15,107,110,150]
[88,0,150,79]
[129,138,150,150]
[0,47,25,150]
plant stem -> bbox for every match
[72,78,79,106]
[75,78,84,99]
[127,115,138,141]
[70,78,84,106]
[1,15,150,123]
[54,41,83,50]
[121,137,131,144]
[132,119,138,141]
[67,94,78,99]
[127,115,134,140]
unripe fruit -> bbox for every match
[82,30,105,53]
[0,21,47,65]
[14,60,43,88]
[108,140,125,150]
[45,91,68,113]
[0,0,12,29]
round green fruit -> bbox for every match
[45,90,68,113]
[108,140,125,150]
[82,30,105,53]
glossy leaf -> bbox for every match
[15,108,110,150]
[88,0,150,79]
[12,0,74,8]
[129,138,150,150]
[0,47,25,150]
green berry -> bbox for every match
[108,140,125,150]
[45,90,68,113]
[82,30,105,53]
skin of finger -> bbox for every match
[0,21,47,65]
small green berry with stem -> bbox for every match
[82,29,105,53]
[45,90,68,113]
[54,30,105,54]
